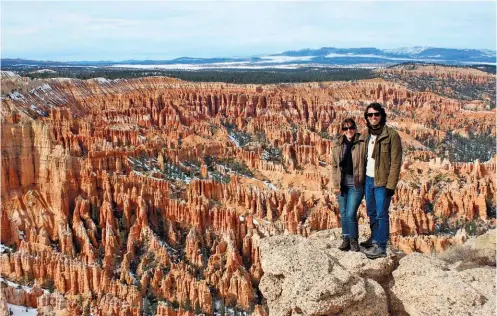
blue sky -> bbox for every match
[1,1,495,61]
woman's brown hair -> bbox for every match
[341,118,357,129]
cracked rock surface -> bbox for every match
[259,229,495,316]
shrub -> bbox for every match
[218,158,253,177]
[42,278,55,293]
[439,245,491,266]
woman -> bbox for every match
[331,118,366,251]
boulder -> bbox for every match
[439,229,496,269]
[259,233,393,316]
[390,253,495,316]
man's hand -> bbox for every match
[333,188,341,195]
[386,188,395,197]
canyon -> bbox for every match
[0,65,495,315]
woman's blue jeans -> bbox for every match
[365,176,392,249]
[337,186,364,239]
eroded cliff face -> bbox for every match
[376,64,496,110]
[1,68,495,315]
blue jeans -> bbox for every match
[365,176,392,249]
[337,186,364,239]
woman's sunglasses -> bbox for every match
[367,112,381,118]
[342,126,357,131]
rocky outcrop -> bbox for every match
[0,280,46,308]
[259,228,496,316]
[259,230,394,316]
[390,253,495,316]
[439,229,496,268]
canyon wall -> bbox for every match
[1,68,495,314]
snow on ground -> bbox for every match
[1,277,35,293]
[92,77,111,83]
[460,61,496,65]
[30,105,46,116]
[7,304,37,316]
[258,55,316,63]
[263,181,278,191]
[228,135,240,147]
[324,52,447,63]
[30,83,52,93]
[29,69,56,74]
[0,277,49,295]
[9,91,25,101]
[0,243,13,253]
[108,63,305,70]
[384,46,429,55]
[109,64,205,70]
[325,53,381,58]
[1,71,20,78]
[217,63,305,69]
[115,56,315,69]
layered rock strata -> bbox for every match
[1,68,495,314]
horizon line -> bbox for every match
[2,46,496,63]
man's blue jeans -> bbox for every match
[365,176,392,249]
[337,186,364,239]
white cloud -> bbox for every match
[1,1,495,61]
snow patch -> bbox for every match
[93,77,111,84]
[2,71,19,78]
[384,46,429,55]
[325,53,428,61]
[259,55,315,63]
[0,243,13,253]
[460,61,496,65]
[128,272,137,284]
[0,277,49,294]
[263,181,278,191]
[30,105,46,116]
[261,150,270,160]
[30,84,52,94]
[7,304,37,316]
[30,69,56,74]
[9,91,25,101]
[110,64,206,70]
[109,63,305,70]
[228,135,240,147]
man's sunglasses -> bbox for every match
[342,126,357,131]
[367,112,381,118]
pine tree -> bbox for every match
[194,300,201,314]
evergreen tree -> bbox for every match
[194,300,201,314]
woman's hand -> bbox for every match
[333,188,341,195]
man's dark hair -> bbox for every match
[341,118,357,129]
[364,102,387,127]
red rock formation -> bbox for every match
[1,68,494,314]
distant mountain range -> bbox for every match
[2,47,495,70]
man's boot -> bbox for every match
[350,238,360,252]
[359,235,374,248]
[364,244,387,259]
[338,236,350,251]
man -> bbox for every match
[360,102,402,259]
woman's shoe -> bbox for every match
[359,236,374,248]
[350,238,360,252]
[338,236,350,251]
